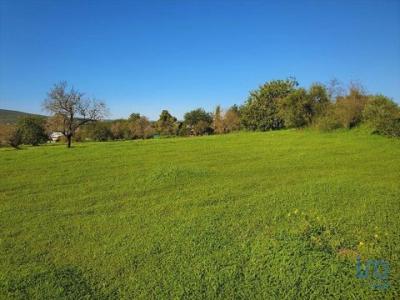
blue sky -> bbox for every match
[1,0,399,120]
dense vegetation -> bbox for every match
[1,78,399,148]
[1,130,399,298]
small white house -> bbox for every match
[50,132,64,142]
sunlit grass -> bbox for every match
[1,129,399,298]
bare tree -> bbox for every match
[212,105,224,134]
[326,78,345,101]
[43,81,108,148]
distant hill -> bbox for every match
[0,109,47,125]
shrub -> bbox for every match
[91,122,113,141]
[314,113,342,132]
[7,128,23,148]
[156,110,178,136]
[334,86,368,128]
[313,102,343,131]
[184,108,213,136]
[72,123,95,142]
[73,128,86,142]
[240,78,298,131]
[278,88,314,128]
[176,122,191,136]
[17,116,48,146]
[224,105,241,132]
[193,120,213,136]
[212,105,241,134]
[363,95,400,137]
[0,124,14,147]
[111,120,131,140]
[213,106,224,134]
[129,116,155,139]
[308,83,330,117]
[278,84,330,129]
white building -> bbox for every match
[50,132,64,142]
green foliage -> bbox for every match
[129,116,155,139]
[334,86,369,128]
[1,131,399,298]
[224,105,241,132]
[279,84,330,128]
[192,120,212,136]
[72,125,90,142]
[7,127,23,148]
[308,83,330,116]
[0,125,16,147]
[240,78,298,130]
[278,88,313,128]
[0,109,47,125]
[91,122,113,141]
[176,121,191,136]
[16,116,47,146]
[363,95,400,137]
[156,110,178,136]
[111,120,131,140]
[7,79,399,148]
[212,105,241,134]
[314,110,343,132]
[184,108,213,135]
[128,113,141,122]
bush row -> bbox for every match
[1,78,399,147]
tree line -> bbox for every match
[1,78,399,148]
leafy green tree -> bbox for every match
[240,78,298,130]
[17,116,48,145]
[279,84,330,128]
[278,89,310,128]
[228,104,240,116]
[184,108,213,135]
[128,113,141,122]
[308,83,330,117]
[363,95,400,137]
[156,110,177,136]
[176,121,191,136]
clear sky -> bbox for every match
[0,0,399,120]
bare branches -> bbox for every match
[43,81,108,147]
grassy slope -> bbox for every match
[0,109,47,124]
[0,130,399,299]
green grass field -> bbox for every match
[1,129,399,299]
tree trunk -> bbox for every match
[67,135,72,148]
